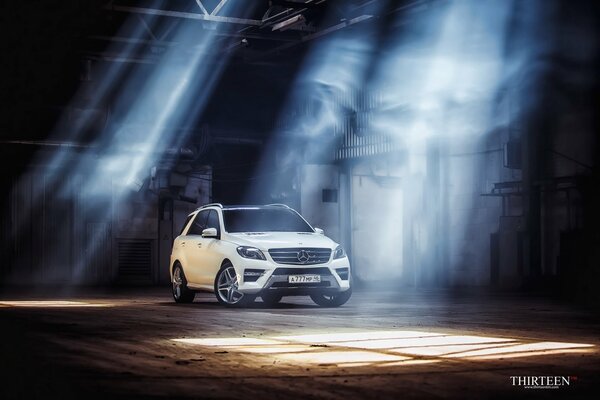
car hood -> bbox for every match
[225,232,337,250]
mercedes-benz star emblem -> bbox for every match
[297,250,310,263]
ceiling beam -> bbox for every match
[269,0,324,9]
[211,0,229,16]
[137,14,158,41]
[106,5,263,26]
[257,14,373,58]
[194,0,209,15]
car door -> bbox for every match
[183,210,210,285]
[198,210,224,286]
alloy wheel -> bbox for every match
[173,267,183,300]
[172,264,195,303]
[217,266,244,305]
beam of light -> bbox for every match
[8,14,159,245]
[235,0,550,288]
[0,301,113,308]
[247,0,564,289]
[171,329,595,367]
[354,0,520,286]
[67,20,219,282]
[370,0,516,146]
[8,2,254,285]
[242,4,383,205]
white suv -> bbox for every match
[170,203,352,307]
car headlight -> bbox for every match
[333,245,346,259]
[237,246,266,260]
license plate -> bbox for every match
[288,275,321,283]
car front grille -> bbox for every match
[268,248,332,265]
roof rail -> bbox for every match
[197,203,223,209]
[266,203,291,208]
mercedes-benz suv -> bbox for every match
[170,203,352,307]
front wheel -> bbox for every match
[172,264,195,303]
[310,288,352,307]
[214,262,255,307]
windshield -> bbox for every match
[222,208,314,233]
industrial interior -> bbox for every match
[0,0,599,398]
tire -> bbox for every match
[172,263,195,303]
[310,288,352,308]
[214,261,255,307]
[261,291,283,307]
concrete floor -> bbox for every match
[0,288,599,399]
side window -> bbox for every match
[179,215,193,235]
[188,210,209,235]
[206,210,221,236]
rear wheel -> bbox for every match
[310,288,352,307]
[214,262,255,307]
[172,264,195,303]
[261,291,282,307]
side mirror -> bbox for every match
[201,227,218,238]
[314,227,324,235]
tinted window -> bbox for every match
[206,210,221,236]
[188,210,209,235]
[223,208,313,233]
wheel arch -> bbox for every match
[211,258,233,293]
[220,258,233,270]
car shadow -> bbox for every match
[252,302,319,310]
[157,301,319,309]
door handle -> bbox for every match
[181,241,186,247]
[197,243,202,248]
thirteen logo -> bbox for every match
[510,376,573,389]
[297,250,310,263]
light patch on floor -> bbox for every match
[387,342,518,356]
[332,334,515,350]
[225,345,315,354]
[172,329,595,367]
[274,330,446,343]
[0,301,113,308]
[173,337,283,346]
[446,341,595,359]
[277,350,410,365]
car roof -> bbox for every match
[223,204,290,209]
[194,204,292,212]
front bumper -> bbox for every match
[234,256,351,296]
